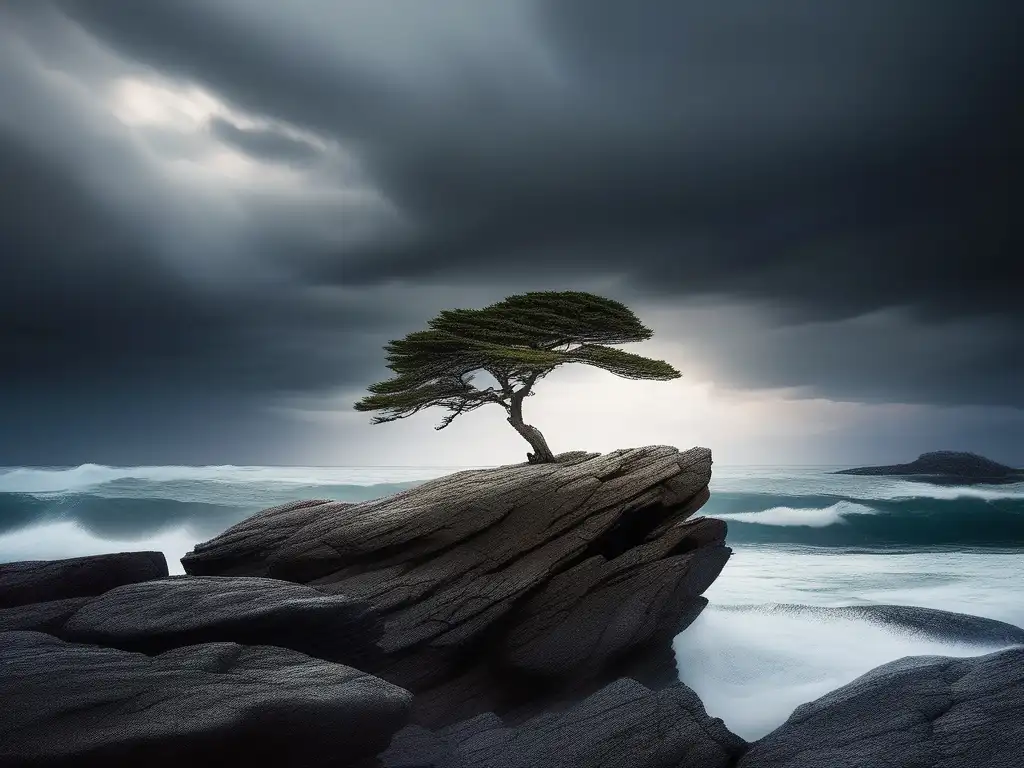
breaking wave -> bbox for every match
[0,463,466,494]
[707,491,1024,547]
[674,602,1022,740]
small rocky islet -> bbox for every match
[835,450,1024,485]
[1,446,1021,767]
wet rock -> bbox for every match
[380,677,746,768]
[0,630,412,768]
[738,646,1024,768]
[59,574,383,667]
[0,551,168,608]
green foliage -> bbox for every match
[354,291,681,430]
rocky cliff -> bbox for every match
[0,445,739,766]
[182,445,728,725]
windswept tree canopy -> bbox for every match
[354,291,680,461]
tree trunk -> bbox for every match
[508,395,556,464]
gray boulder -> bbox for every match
[380,677,746,768]
[0,551,167,608]
[0,596,92,634]
[738,646,1024,768]
[58,575,383,666]
[0,630,412,768]
[183,446,728,726]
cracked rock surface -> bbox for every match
[737,646,1024,768]
[380,677,747,768]
[58,574,383,666]
[0,551,168,608]
[0,631,412,768]
[183,446,728,726]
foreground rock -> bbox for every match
[738,646,1024,768]
[381,678,747,768]
[184,446,728,726]
[0,596,93,634]
[58,575,383,667]
[0,631,412,768]
[0,551,167,608]
[835,451,1024,485]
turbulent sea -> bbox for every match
[1,462,1023,739]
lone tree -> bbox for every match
[354,291,681,463]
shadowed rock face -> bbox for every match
[380,678,747,768]
[738,646,1024,768]
[0,631,411,768]
[0,551,168,608]
[58,575,384,667]
[0,596,93,634]
[834,451,1024,484]
[183,446,728,726]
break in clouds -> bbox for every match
[0,1,1021,465]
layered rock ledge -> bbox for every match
[0,630,410,768]
[738,646,1024,768]
[0,550,167,608]
[183,445,727,725]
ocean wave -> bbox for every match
[706,491,1024,547]
[716,500,877,527]
[0,494,248,540]
[0,464,465,494]
[0,520,197,575]
[673,602,1021,740]
[0,479,427,540]
[879,480,1024,502]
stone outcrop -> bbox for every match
[835,451,1024,484]
[0,446,736,766]
[0,596,93,634]
[380,678,747,768]
[738,646,1024,768]
[0,550,168,608]
[0,631,411,768]
[58,575,383,667]
[182,446,727,726]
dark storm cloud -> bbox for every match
[2,0,1022,462]
[666,306,1023,409]
[55,0,1022,317]
[0,3,422,407]
[0,128,388,397]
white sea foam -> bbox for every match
[880,480,1024,502]
[710,466,1024,502]
[703,547,1024,626]
[673,605,1015,740]
[0,463,472,494]
[0,521,196,575]
[717,500,878,527]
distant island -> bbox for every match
[835,451,1024,485]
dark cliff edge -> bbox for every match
[834,450,1024,485]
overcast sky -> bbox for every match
[1,1,1021,467]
